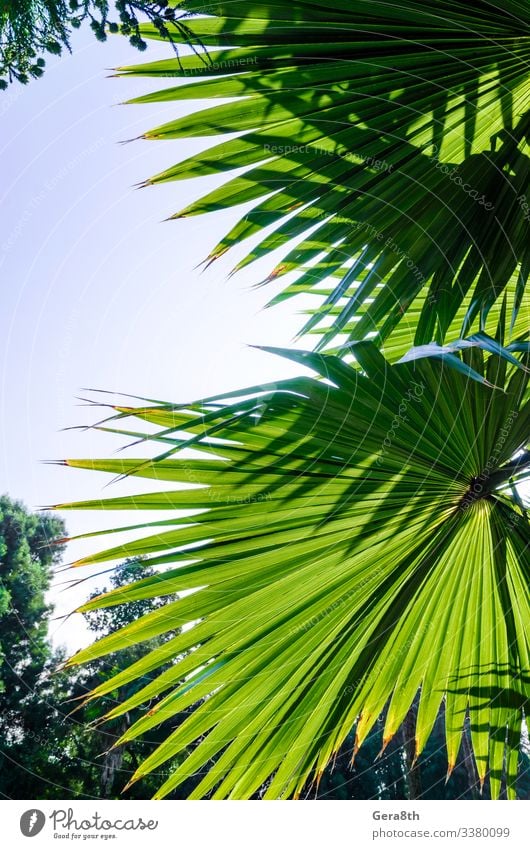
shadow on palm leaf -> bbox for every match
[117,3,530,349]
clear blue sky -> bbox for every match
[0,28,310,652]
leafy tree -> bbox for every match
[0,495,67,798]
[0,554,191,799]
[0,646,80,799]
[48,1,530,800]
[0,1,192,88]
[0,494,64,727]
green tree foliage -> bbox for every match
[0,1,189,88]
[0,549,193,799]
[0,494,64,725]
[0,495,67,798]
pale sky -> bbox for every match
[0,28,310,652]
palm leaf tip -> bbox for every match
[61,348,530,798]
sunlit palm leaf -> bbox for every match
[306,264,530,363]
[117,1,530,348]
[58,346,530,799]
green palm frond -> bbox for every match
[58,345,530,798]
[117,1,530,349]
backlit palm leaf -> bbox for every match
[58,345,530,798]
[117,1,530,348]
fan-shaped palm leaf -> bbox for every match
[117,1,530,349]
[57,345,530,798]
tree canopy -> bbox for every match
[0,1,189,87]
[0,494,64,725]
